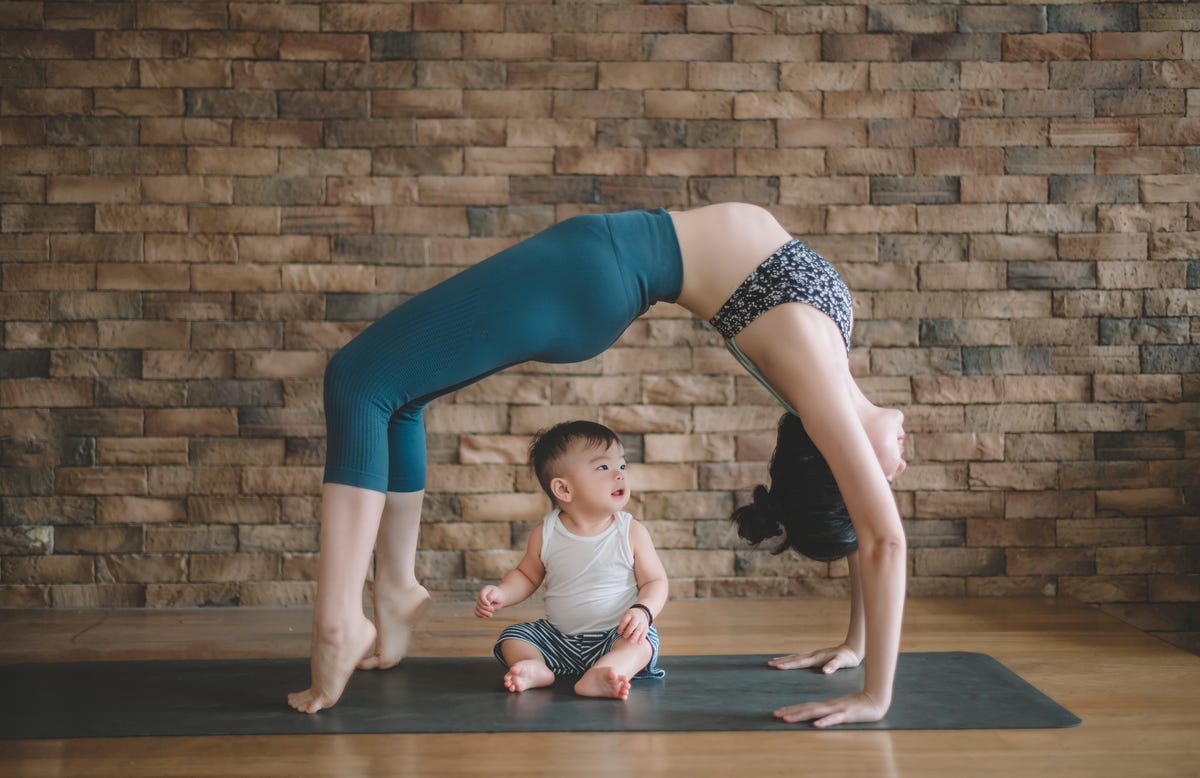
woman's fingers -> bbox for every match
[774,701,849,726]
[768,653,822,670]
[813,710,849,729]
[773,694,883,727]
[773,702,828,723]
[770,646,860,673]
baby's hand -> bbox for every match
[617,608,650,644]
[475,585,503,619]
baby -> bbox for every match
[475,420,668,700]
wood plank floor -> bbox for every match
[1,597,1197,777]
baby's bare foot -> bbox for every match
[359,582,431,671]
[574,667,631,700]
[288,615,376,714]
[503,659,556,693]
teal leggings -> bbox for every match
[323,208,684,493]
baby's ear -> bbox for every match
[550,477,572,504]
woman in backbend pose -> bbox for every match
[288,203,908,729]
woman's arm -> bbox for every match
[844,551,867,655]
[735,304,907,727]
[766,550,866,673]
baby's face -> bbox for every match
[555,440,630,515]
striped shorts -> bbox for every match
[493,619,666,679]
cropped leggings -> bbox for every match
[322,208,684,493]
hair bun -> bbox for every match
[730,484,784,546]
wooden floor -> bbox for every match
[1,597,1197,777]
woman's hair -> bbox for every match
[529,420,622,501]
[730,413,858,562]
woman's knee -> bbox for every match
[323,343,373,414]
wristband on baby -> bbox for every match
[629,603,654,627]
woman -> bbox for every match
[288,203,907,728]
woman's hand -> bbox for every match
[767,643,861,674]
[773,691,888,728]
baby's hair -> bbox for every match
[730,413,858,562]
[530,420,622,501]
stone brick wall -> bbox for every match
[0,1,1196,651]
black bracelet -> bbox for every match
[629,603,654,627]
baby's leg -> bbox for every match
[499,639,557,693]
[359,488,431,671]
[574,638,653,700]
[288,483,386,714]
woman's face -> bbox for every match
[865,406,907,482]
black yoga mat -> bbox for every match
[0,652,1079,739]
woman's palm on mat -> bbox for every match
[768,643,862,674]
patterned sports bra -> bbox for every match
[708,239,854,416]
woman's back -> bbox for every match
[668,203,794,320]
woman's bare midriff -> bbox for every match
[667,203,794,321]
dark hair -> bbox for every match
[530,420,622,501]
[730,413,858,562]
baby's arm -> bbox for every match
[618,520,669,643]
[475,525,546,618]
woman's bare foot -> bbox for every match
[288,614,376,714]
[574,667,631,700]
[503,659,556,693]
[358,582,431,671]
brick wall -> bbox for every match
[0,1,1196,652]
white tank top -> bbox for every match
[539,508,638,635]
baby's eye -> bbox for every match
[619,463,626,470]
[596,464,608,471]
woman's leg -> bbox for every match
[291,213,646,710]
[287,483,386,714]
[358,489,431,670]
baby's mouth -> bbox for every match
[612,488,625,497]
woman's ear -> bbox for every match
[550,477,572,504]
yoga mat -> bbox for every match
[0,652,1079,738]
